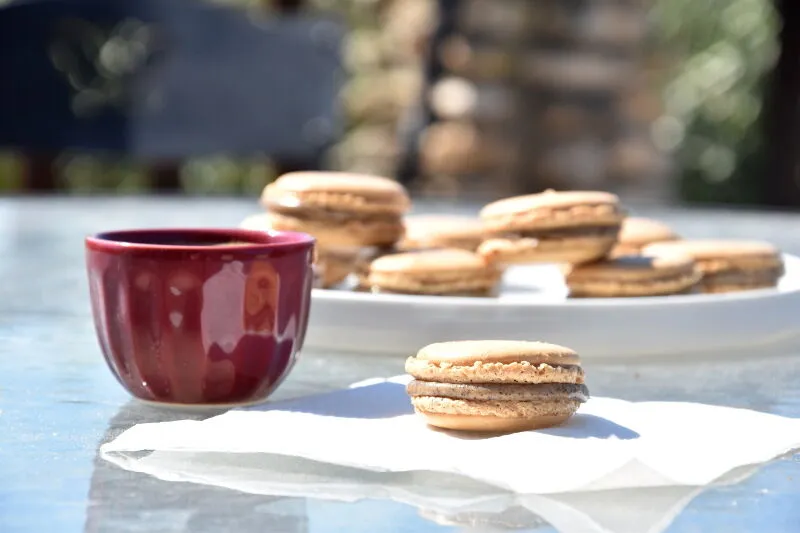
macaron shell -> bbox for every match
[315,247,359,288]
[566,253,696,282]
[267,212,405,247]
[267,171,409,200]
[478,233,618,265]
[262,172,410,215]
[700,281,781,294]
[416,340,580,365]
[405,357,585,385]
[699,265,784,293]
[367,249,501,295]
[370,249,493,274]
[399,215,485,251]
[616,217,679,247]
[567,272,701,297]
[417,412,574,432]
[481,190,621,219]
[413,397,579,432]
[643,239,782,268]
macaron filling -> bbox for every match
[266,203,402,224]
[494,225,620,240]
[407,380,589,402]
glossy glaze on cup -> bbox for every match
[85,229,315,406]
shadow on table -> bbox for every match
[88,399,765,533]
[239,380,414,419]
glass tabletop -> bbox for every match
[2,197,800,533]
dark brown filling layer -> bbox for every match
[495,225,619,240]
[703,266,784,286]
[267,202,401,224]
[407,380,589,402]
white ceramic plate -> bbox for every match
[304,254,800,359]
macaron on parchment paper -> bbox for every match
[405,340,589,433]
[565,253,700,298]
[478,190,625,265]
[643,239,785,294]
[261,171,411,248]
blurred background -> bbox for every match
[0,0,795,207]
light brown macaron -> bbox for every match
[315,247,360,289]
[643,239,784,294]
[611,217,680,256]
[365,249,502,296]
[261,171,411,247]
[238,214,357,288]
[405,340,588,433]
[478,190,625,265]
[398,214,485,252]
[565,253,700,297]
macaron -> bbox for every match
[643,239,784,294]
[565,253,700,297]
[405,340,588,432]
[611,217,680,256]
[315,247,359,289]
[261,171,411,247]
[398,214,485,252]
[478,190,625,265]
[353,246,402,288]
[365,249,502,296]
[239,213,356,289]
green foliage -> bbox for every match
[651,0,778,204]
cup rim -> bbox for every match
[85,227,315,254]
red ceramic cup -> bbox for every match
[85,228,315,407]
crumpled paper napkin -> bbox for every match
[100,376,800,532]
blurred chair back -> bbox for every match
[0,0,343,190]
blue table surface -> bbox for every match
[2,196,800,533]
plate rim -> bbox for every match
[311,253,800,309]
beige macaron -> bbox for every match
[239,213,357,288]
[478,190,625,265]
[565,253,700,297]
[261,171,410,247]
[406,340,588,432]
[643,239,784,294]
[611,217,680,256]
[315,247,359,288]
[365,248,502,296]
[398,214,485,252]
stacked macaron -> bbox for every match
[246,171,411,288]
[405,340,588,432]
